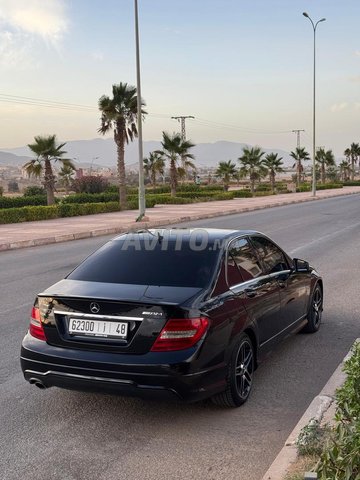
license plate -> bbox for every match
[68,318,128,338]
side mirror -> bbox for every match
[293,258,310,272]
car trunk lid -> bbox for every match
[38,279,203,354]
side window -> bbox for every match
[250,236,288,274]
[227,238,263,286]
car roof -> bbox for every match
[114,228,264,243]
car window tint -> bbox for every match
[250,236,288,274]
[68,237,220,288]
[227,238,262,285]
[211,261,228,296]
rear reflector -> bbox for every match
[151,317,209,352]
[29,306,46,341]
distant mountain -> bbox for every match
[1,138,295,168]
[0,151,31,166]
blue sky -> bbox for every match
[0,0,359,157]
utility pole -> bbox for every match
[171,115,195,183]
[134,0,146,221]
[171,115,195,140]
[292,129,305,149]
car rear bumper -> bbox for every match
[20,333,227,403]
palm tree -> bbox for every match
[326,165,338,183]
[344,143,360,180]
[339,159,351,182]
[58,163,76,194]
[98,82,146,208]
[216,160,238,190]
[156,132,195,196]
[263,153,284,193]
[24,135,73,205]
[238,146,266,195]
[290,147,310,187]
[315,148,335,184]
[143,152,165,189]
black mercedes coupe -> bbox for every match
[20,228,323,407]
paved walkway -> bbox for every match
[1,186,360,251]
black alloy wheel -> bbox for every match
[302,284,323,333]
[212,333,254,407]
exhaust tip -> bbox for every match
[29,378,47,389]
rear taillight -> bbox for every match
[151,317,209,352]
[29,306,46,341]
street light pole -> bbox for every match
[303,12,326,197]
[134,0,146,220]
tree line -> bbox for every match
[22,82,360,206]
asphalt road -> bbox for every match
[1,195,360,480]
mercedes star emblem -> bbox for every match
[90,302,100,314]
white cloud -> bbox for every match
[355,103,360,110]
[0,30,34,69]
[91,50,104,62]
[0,0,68,68]
[330,102,348,112]
[0,0,68,44]
[355,51,360,57]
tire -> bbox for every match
[212,333,255,408]
[302,284,323,333]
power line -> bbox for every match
[0,92,293,136]
[0,93,96,111]
[193,117,292,135]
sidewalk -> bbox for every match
[262,338,359,480]
[1,187,360,251]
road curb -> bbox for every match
[261,339,359,480]
[1,190,360,251]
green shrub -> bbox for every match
[146,186,171,194]
[106,184,120,193]
[342,181,360,186]
[175,191,226,199]
[255,191,276,196]
[126,198,157,209]
[296,183,343,192]
[200,184,224,191]
[317,342,360,479]
[7,181,19,192]
[0,186,3,196]
[317,183,343,190]
[296,419,331,457]
[130,184,225,195]
[145,194,192,205]
[62,192,118,204]
[23,186,46,196]
[0,205,58,224]
[176,184,202,192]
[58,202,120,217]
[73,176,110,194]
[0,195,48,209]
[143,192,235,205]
[211,192,236,200]
[296,185,311,192]
[123,185,172,195]
[256,183,272,191]
[63,191,174,205]
[0,199,158,224]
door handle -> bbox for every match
[244,288,257,298]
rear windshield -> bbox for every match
[68,236,221,288]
